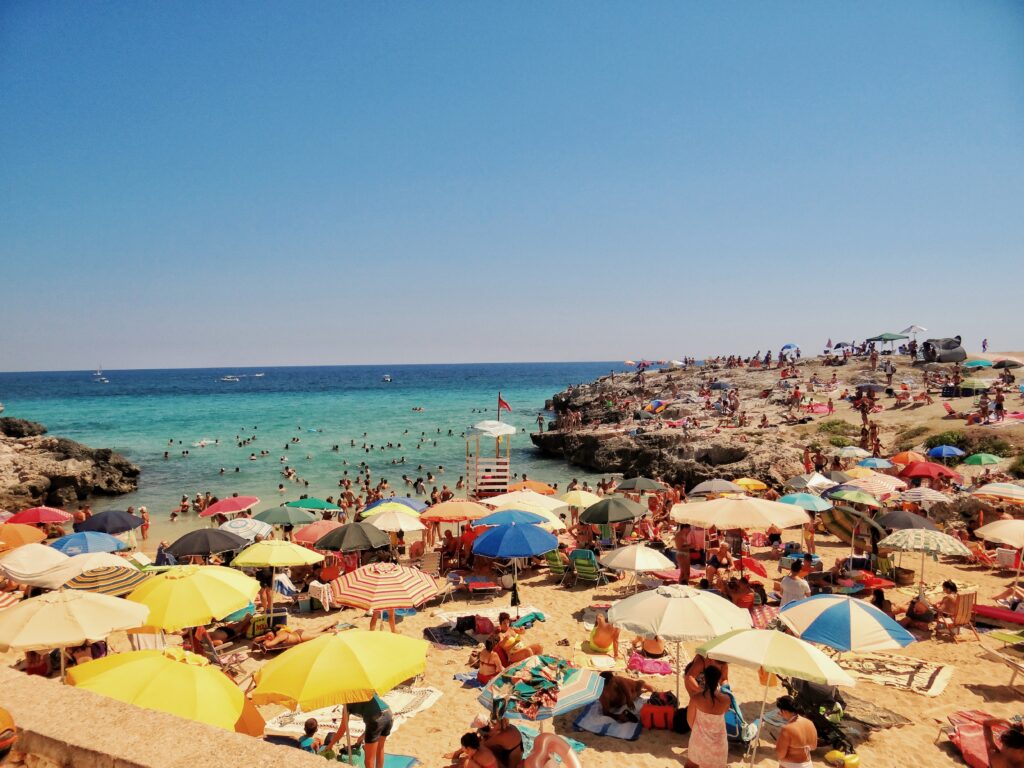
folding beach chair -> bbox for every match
[544,550,572,585]
[935,591,980,643]
[569,550,610,588]
[419,550,442,578]
[199,634,253,687]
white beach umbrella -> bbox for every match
[901,325,927,336]
[698,628,855,765]
[219,517,273,541]
[485,490,568,513]
[975,520,1024,586]
[785,472,837,495]
[608,585,752,697]
[878,528,971,593]
[599,543,674,589]
[367,509,426,534]
[671,496,808,530]
[837,446,870,459]
[690,479,745,496]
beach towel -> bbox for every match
[436,604,540,627]
[945,710,1008,768]
[571,640,623,672]
[625,652,673,676]
[572,700,644,740]
[264,686,442,743]
[453,671,485,688]
[513,611,545,629]
[382,757,419,768]
[750,605,780,629]
[423,625,481,650]
[896,581,974,599]
[836,652,953,696]
[517,725,586,760]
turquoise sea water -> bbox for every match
[0,363,619,535]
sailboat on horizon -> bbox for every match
[93,364,109,384]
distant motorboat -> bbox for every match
[382,374,392,383]
[253,372,265,377]
[220,375,240,382]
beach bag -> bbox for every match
[672,706,691,734]
[641,702,675,730]
[626,653,672,676]
[474,616,495,635]
[455,615,476,634]
[648,691,678,708]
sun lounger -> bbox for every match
[974,603,1024,629]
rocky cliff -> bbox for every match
[0,417,140,510]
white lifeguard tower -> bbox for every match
[466,420,516,500]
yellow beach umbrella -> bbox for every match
[558,490,602,509]
[733,478,767,492]
[361,502,420,518]
[845,466,876,479]
[252,629,428,711]
[126,565,258,632]
[231,539,324,568]
[67,648,244,730]
[0,524,46,551]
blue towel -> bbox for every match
[383,756,419,768]
[453,672,484,688]
[512,611,546,629]
[572,701,643,741]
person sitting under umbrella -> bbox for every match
[774,695,817,768]
[586,613,620,657]
[630,634,667,659]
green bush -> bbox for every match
[971,435,1013,457]
[896,425,929,442]
[1010,455,1024,479]
[924,431,970,451]
[829,436,853,448]
[817,420,858,437]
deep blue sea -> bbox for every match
[0,363,622,534]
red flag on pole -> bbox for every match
[498,393,512,413]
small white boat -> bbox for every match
[253,373,265,378]
[382,374,392,383]
[220,375,240,382]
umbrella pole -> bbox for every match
[919,549,927,597]
[1015,554,1022,591]
[748,682,771,767]
[674,642,681,700]
[514,560,520,620]
[344,704,353,760]
[60,647,66,685]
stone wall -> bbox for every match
[0,668,324,768]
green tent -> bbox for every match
[866,332,909,342]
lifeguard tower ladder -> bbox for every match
[466,420,516,500]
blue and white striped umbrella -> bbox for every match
[779,594,915,652]
[219,517,273,541]
[478,655,603,721]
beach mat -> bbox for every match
[836,652,953,697]
[895,581,975,599]
[517,725,586,759]
[436,604,540,626]
[423,624,480,650]
[383,757,419,768]
[572,700,643,741]
[264,686,442,742]
[750,604,780,629]
[453,671,484,688]
[571,640,623,672]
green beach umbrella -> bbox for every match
[965,453,1001,466]
[253,507,318,526]
[285,498,341,512]
[829,488,881,508]
[866,333,909,342]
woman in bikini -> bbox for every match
[774,695,817,768]
[631,634,666,659]
[496,613,542,663]
[587,614,620,657]
[477,638,503,685]
[448,732,498,768]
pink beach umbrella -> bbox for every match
[292,520,344,545]
[199,496,260,518]
[8,506,72,525]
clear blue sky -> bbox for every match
[2,2,1022,371]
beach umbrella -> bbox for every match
[900,461,962,482]
[829,471,855,484]
[73,510,142,535]
[0,589,149,680]
[366,510,426,534]
[615,477,665,493]
[866,333,908,343]
[779,594,914,653]
[126,565,259,632]
[600,544,674,591]
[837,446,870,459]
[492,503,567,532]
[877,529,970,593]
[199,496,261,518]
[485,490,567,513]
[219,517,273,541]
[975,520,1024,587]
[890,451,927,466]
[418,500,491,522]
[897,488,951,507]
[63,565,151,596]
[361,501,421,518]
[7,507,71,525]
[0,544,68,581]
[784,473,836,494]
[671,497,808,530]
[559,490,602,509]
[252,630,427,709]
[252,506,317,527]
[166,529,247,558]
[332,563,437,611]
[733,478,768,492]
[972,483,1024,505]
[965,453,1002,466]
[292,519,344,544]
[844,466,876,480]
[828,488,881,508]
[580,497,646,525]
[846,476,905,500]
[857,458,893,470]
[928,445,966,460]
[901,325,927,336]
[232,540,324,568]
[875,509,937,531]
[818,506,884,552]
[49,531,127,556]
[698,628,855,765]
[962,377,994,390]
[779,494,833,513]
[964,360,993,369]
[363,497,427,513]
[0,524,47,551]
[609,585,752,697]
[284,497,341,512]
[993,359,1023,370]
[473,523,558,559]
[477,509,547,527]
[690,479,745,495]
[478,655,603,721]
[507,480,556,495]
[67,648,245,731]
[315,522,390,552]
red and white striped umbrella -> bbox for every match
[847,475,906,499]
[332,563,437,611]
[199,496,260,517]
[8,506,72,525]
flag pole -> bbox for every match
[497,392,501,422]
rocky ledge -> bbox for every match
[0,417,140,511]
